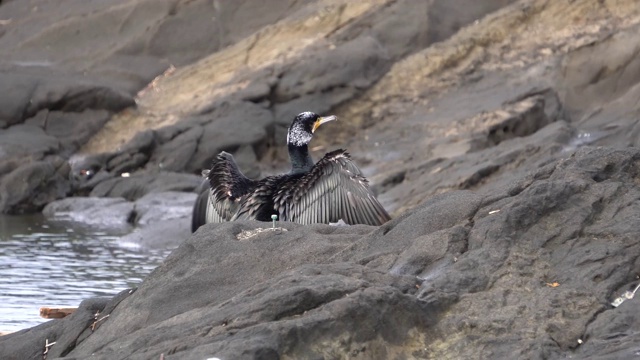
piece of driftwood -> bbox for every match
[39,307,77,319]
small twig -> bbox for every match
[43,338,56,359]
[90,310,110,331]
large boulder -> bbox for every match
[116,191,197,249]
[42,197,134,231]
[0,125,60,171]
[43,191,197,247]
[2,146,639,359]
[0,157,70,214]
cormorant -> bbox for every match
[191,111,391,231]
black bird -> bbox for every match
[191,111,391,231]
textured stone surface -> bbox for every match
[132,191,196,226]
[3,147,640,359]
[89,172,201,201]
[0,157,70,214]
[42,191,196,247]
[2,0,640,359]
[42,197,134,231]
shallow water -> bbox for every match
[0,214,172,333]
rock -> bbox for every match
[146,125,202,173]
[0,157,70,214]
[25,109,112,157]
[132,191,197,226]
[0,125,60,168]
[108,153,150,175]
[426,0,519,44]
[118,217,191,250]
[0,290,131,360]
[562,22,640,149]
[0,69,135,210]
[0,69,135,127]
[42,191,197,246]
[274,36,389,104]
[3,0,640,358]
[42,197,134,231]
[184,102,274,173]
[0,0,324,209]
[68,153,116,194]
[90,172,202,201]
[559,23,640,123]
[24,0,523,201]
[408,147,640,359]
[467,94,554,151]
[577,294,640,359]
[83,101,273,178]
[0,0,314,74]
[3,146,640,358]
[335,0,640,216]
[81,0,515,156]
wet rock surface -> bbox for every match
[43,197,134,231]
[43,191,197,248]
[2,0,640,359]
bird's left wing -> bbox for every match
[203,152,257,225]
[191,151,256,231]
[276,149,391,225]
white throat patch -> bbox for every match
[287,124,312,146]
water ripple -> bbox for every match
[0,214,172,332]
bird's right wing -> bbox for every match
[278,149,391,226]
[205,151,257,223]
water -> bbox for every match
[0,214,173,333]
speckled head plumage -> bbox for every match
[286,112,337,147]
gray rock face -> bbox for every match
[2,0,640,359]
[117,191,197,249]
[2,146,640,359]
[0,0,521,213]
[0,64,133,213]
[42,191,197,248]
[42,197,134,231]
[0,157,70,214]
[0,0,316,212]
[132,191,197,226]
[117,217,191,250]
[90,172,202,201]
[155,101,274,174]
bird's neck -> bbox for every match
[288,143,314,174]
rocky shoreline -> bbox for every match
[1,0,640,359]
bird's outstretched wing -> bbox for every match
[191,152,257,231]
[208,151,257,221]
[276,149,391,225]
[191,178,211,232]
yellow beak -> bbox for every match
[312,115,338,133]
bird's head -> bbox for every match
[287,112,338,146]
